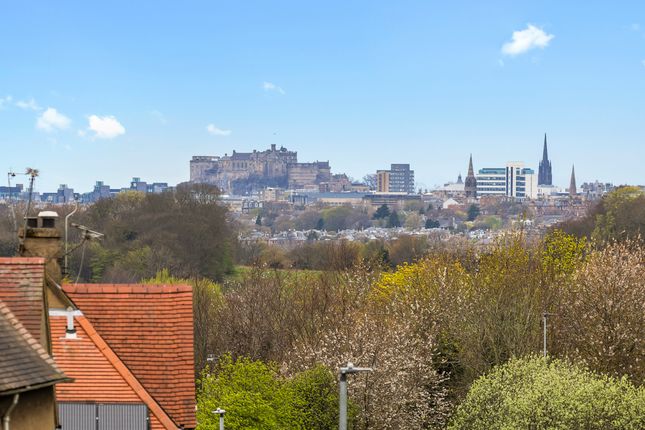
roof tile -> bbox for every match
[51,315,178,430]
[0,258,47,342]
[63,283,196,429]
[0,299,70,394]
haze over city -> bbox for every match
[2,1,645,191]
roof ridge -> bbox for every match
[0,257,47,264]
[74,316,179,430]
[64,283,193,294]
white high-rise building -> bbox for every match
[476,162,538,199]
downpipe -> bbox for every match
[2,393,19,430]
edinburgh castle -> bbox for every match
[190,144,331,194]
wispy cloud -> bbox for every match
[87,115,126,139]
[263,81,285,95]
[631,23,641,32]
[206,124,232,136]
[502,24,554,56]
[36,107,71,132]
[150,110,167,124]
[16,98,41,111]
[0,95,13,109]
[641,59,645,68]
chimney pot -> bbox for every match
[65,307,77,339]
[38,211,59,228]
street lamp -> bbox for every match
[542,312,557,357]
[212,408,225,430]
[339,362,372,430]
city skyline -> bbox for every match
[2,1,645,191]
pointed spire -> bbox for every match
[464,154,477,199]
[538,133,553,185]
[569,164,577,197]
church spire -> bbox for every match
[569,164,577,197]
[538,133,553,185]
[464,154,477,199]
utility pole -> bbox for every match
[64,201,79,276]
[339,362,372,430]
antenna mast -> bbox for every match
[19,168,39,250]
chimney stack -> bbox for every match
[18,211,63,283]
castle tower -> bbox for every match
[464,154,477,198]
[538,133,552,185]
[569,164,577,197]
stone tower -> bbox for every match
[464,154,477,199]
[569,165,577,197]
[538,133,552,185]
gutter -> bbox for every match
[1,393,19,430]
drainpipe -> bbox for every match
[2,393,19,430]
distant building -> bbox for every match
[464,155,477,199]
[376,164,414,194]
[130,177,148,192]
[128,177,169,194]
[363,192,421,209]
[569,165,577,197]
[319,174,352,193]
[0,183,23,201]
[81,181,113,203]
[581,181,614,200]
[190,144,331,194]
[538,134,553,186]
[476,162,538,199]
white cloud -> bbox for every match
[263,81,285,94]
[206,124,232,136]
[0,95,13,109]
[36,107,71,132]
[16,98,41,111]
[502,24,554,56]
[87,115,125,139]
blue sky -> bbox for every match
[1,0,644,192]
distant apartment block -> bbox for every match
[190,144,331,194]
[376,164,415,194]
[128,177,170,194]
[80,178,169,203]
[41,184,75,204]
[0,183,24,201]
[476,162,538,199]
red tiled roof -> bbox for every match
[0,299,71,395]
[51,314,177,430]
[0,257,46,343]
[62,284,196,429]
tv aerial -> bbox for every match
[70,223,105,241]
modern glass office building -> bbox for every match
[476,162,537,199]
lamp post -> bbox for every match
[212,408,225,430]
[339,362,372,430]
[542,312,557,357]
